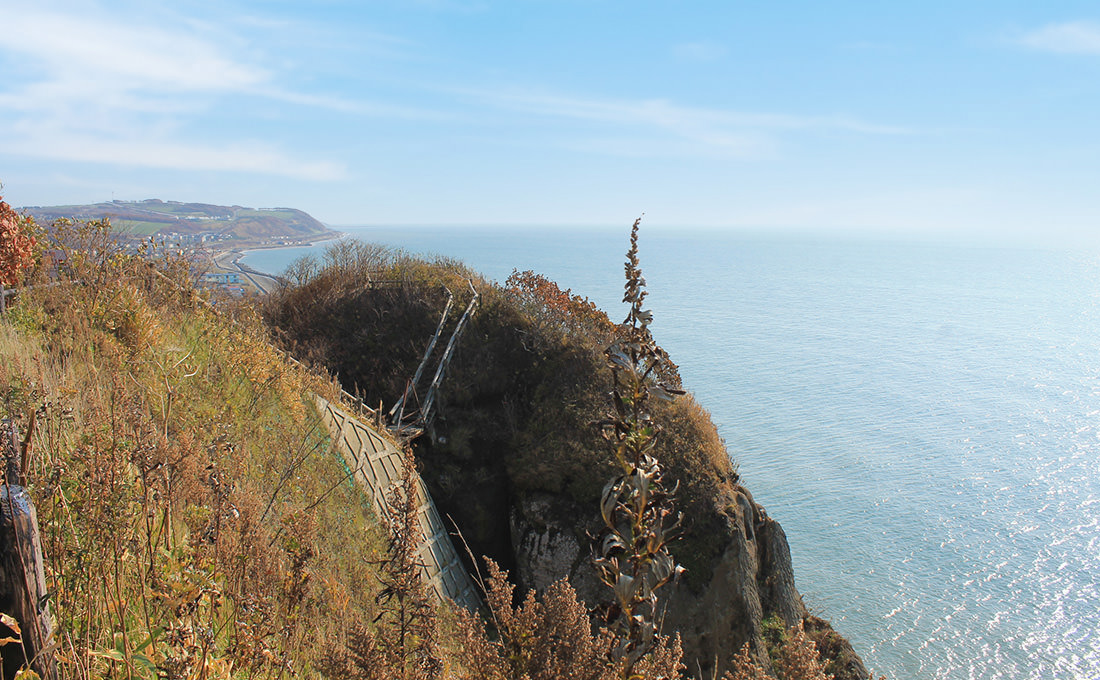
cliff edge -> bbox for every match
[264,243,870,679]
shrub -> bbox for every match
[452,560,683,680]
[505,269,616,349]
[0,195,36,286]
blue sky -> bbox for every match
[1,1,1099,242]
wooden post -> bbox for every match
[421,280,479,428]
[388,287,454,427]
[0,421,57,680]
[1,283,7,316]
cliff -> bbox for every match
[1,212,871,678]
[264,242,871,679]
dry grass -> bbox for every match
[0,221,388,678]
[0,218,862,680]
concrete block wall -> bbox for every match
[315,396,481,611]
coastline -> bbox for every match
[234,229,344,255]
[206,229,343,294]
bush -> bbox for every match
[452,560,684,680]
[0,195,37,286]
[0,236,387,679]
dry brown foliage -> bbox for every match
[452,559,683,680]
[720,643,770,680]
[718,620,839,680]
[320,446,443,680]
[505,269,616,350]
[0,194,36,286]
[0,226,386,679]
[774,622,833,680]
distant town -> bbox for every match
[19,198,338,296]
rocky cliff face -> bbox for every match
[506,483,870,679]
[265,257,871,679]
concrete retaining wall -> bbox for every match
[315,396,481,611]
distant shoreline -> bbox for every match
[212,229,343,257]
[207,230,342,293]
[235,229,344,253]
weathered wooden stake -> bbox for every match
[1,420,57,680]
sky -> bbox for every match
[1,0,1099,243]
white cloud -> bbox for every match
[460,88,912,159]
[560,134,771,160]
[672,41,727,62]
[1020,21,1100,55]
[478,90,911,134]
[1,129,346,181]
[0,3,359,179]
[0,9,268,95]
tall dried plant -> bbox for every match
[718,622,842,680]
[773,622,833,680]
[322,445,441,680]
[452,559,684,680]
[594,218,685,677]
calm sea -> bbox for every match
[243,226,1100,679]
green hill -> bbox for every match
[19,198,334,242]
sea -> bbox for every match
[243,226,1100,680]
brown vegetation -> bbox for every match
[1,218,386,678]
[262,222,869,679]
[319,447,442,680]
[452,560,683,680]
[262,236,741,590]
[0,195,36,286]
[0,212,869,680]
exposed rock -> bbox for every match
[754,497,806,629]
[266,253,872,680]
[510,492,600,600]
[502,484,870,679]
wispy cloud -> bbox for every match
[0,9,268,95]
[460,88,912,158]
[400,0,489,11]
[3,131,345,181]
[0,3,370,178]
[558,135,771,160]
[477,89,912,134]
[1020,21,1100,55]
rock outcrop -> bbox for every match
[265,255,872,679]
[506,483,870,679]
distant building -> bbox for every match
[200,272,242,285]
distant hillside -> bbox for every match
[19,198,334,242]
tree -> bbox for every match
[0,195,36,286]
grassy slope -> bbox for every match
[0,234,388,679]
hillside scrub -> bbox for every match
[0,219,390,678]
[262,227,875,679]
[263,241,741,588]
[0,213,868,680]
